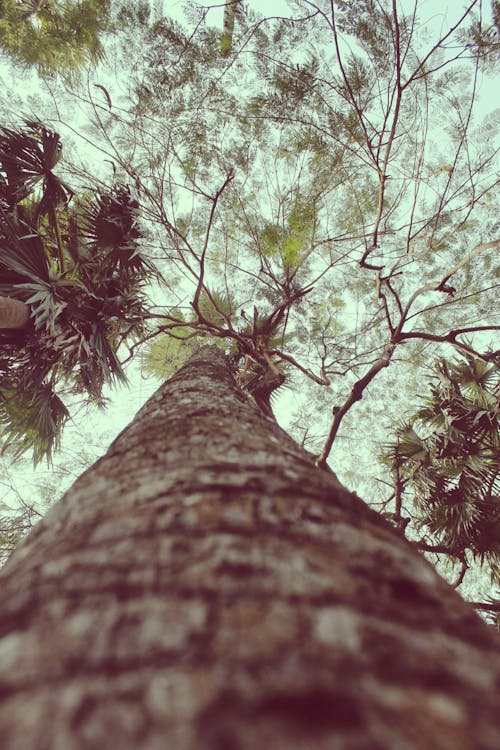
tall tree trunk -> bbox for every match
[0,345,498,749]
[221,0,240,55]
[0,295,29,328]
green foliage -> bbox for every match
[0,0,111,77]
[0,383,69,464]
[260,223,283,258]
[335,0,394,71]
[197,287,235,327]
[0,121,154,463]
[140,315,198,381]
[140,296,235,381]
[0,122,71,206]
[271,59,320,104]
[79,185,154,285]
[458,0,500,68]
[121,8,222,114]
[382,354,500,583]
[259,193,316,268]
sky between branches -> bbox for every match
[0,0,498,598]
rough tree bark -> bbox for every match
[0,346,498,749]
[0,296,29,328]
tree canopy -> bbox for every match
[0,0,499,612]
[0,0,112,77]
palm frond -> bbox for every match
[0,208,50,284]
[0,131,155,463]
[0,382,70,465]
[79,185,153,280]
[382,352,499,579]
[0,121,72,212]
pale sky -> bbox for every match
[1,1,498,604]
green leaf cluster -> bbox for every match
[0,122,154,462]
[0,0,111,77]
[140,311,199,381]
[383,354,500,582]
[0,383,69,464]
[260,193,316,268]
[197,287,235,327]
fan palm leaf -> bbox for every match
[382,353,499,578]
[0,121,72,213]
[79,184,154,282]
[0,207,50,285]
[0,127,154,463]
[0,381,70,464]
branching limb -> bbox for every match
[192,168,235,319]
[395,241,498,330]
[270,348,330,386]
[470,601,500,613]
[328,0,377,168]
[435,239,500,295]
[402,1,479,89]
[399,327,500,362]
[451,558,469,589]
[416,541,459,554]
[316,342,396,467]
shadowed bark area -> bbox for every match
[0,345,498,749]
[0,296,29,329]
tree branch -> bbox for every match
[399,327,500,362]
[316,342,396,467]
[192,168,235,318]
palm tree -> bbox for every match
[0,345,499,748]
[382,353,500,591]
[0,121,154,462]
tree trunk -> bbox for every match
[0,295,29,328]
[221,0,240,55]
[0,345,498,750]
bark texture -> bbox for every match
[0,296,29,329]
[0,345,498,749]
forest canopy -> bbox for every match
[0,0,499,614]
